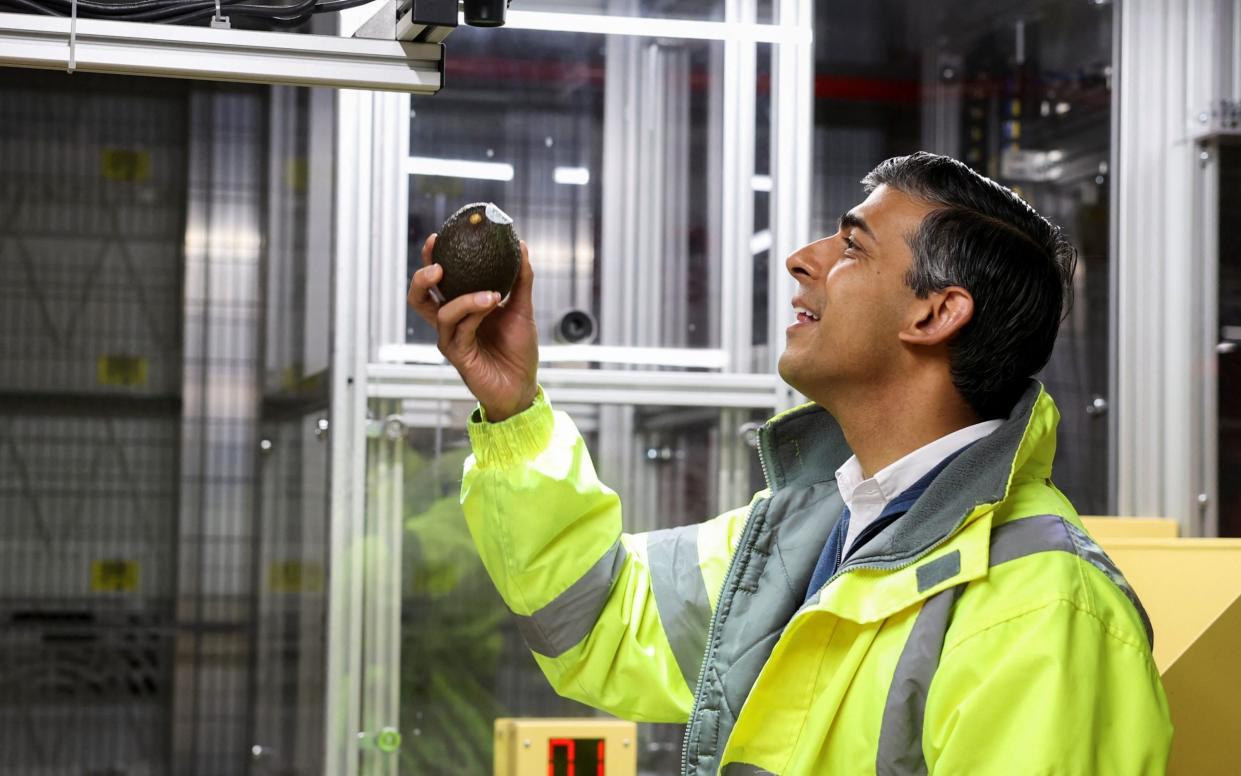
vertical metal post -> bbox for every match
[770,0,813,412]
[362,400,403,776]
[326,85,409,776]
[1114,0,1223,532]
[326,88,371,776]
[360,90,409,776]
[1106,0,1123,518]
[721,0,756,373]
[714,0,760,511]
[1199,140,1220,537]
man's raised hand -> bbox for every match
[407,234,539,422]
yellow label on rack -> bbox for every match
[101,149,151,182]
[285,158,309,193]
[97,355,148,387]
[268,560,324,593]
[91,559,139,592]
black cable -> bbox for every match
[0,0,63,15]
[0,0,364,23]
[31,0,213,16]
[122,0,315,24]
[308,0,380,12]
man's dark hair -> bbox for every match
[862,152,1077,420]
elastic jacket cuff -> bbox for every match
[467,387,553,469]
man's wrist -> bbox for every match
[468,387,552,468]
[480,387,539,423]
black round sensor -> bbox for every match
[555,310,597,345]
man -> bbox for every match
[408,152,1172,775]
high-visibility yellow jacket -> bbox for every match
[461,382,1172,775]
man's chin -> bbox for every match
[776,353,802,393]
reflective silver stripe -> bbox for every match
[988,513,1074,565]
[720,764,777,775]
[876,583,962,776]
[514,539,627,657]
[647,524,712,685]
[915,549,961,592]
[989,515,1154,647]
[1060,519,1155,647]
[877,514,1156,774]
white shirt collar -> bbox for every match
[835,419,1004,555]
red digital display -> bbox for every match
[548,737,604,776]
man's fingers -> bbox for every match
[421,233,437,267]
[407,263,445,324]
[436,290,501,350]
[450,307,494,353]
[504,241,535,316]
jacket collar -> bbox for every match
[844,379,1056,568]
[759,380,1061,621]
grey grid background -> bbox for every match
[0,70,326,776]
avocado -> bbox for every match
[431,202,522,302]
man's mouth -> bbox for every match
[792,304,820,325]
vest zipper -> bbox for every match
[811,524,967,607]
[680,421,776,776]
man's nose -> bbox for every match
[785,236,834,281]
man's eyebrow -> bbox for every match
[838,210,876,242]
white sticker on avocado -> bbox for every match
[485,203,512,225]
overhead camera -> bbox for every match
[463,0,511,27]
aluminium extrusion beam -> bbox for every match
[0,10,443,92]
[366,364,783,409]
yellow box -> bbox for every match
[1096,535,1241,775]
[1081,516,1179,539]
[494,717,636,776]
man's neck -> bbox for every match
[821,377,983,479]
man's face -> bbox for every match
[777,184,936,401]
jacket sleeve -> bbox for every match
[923,597,1173,775]
[460,389,748,723]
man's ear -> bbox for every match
[899,286,974,346]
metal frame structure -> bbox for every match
[326,82,412,774]
[0,10,445,92]
[329,2,816,771]
[1113,0,1237,535]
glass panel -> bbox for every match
[406,27,738,354]
[251,87,333,775]
[252,409,331,773]
[1217,142,1241,537]
[0,70,333,773]
[811,0,1114,512]
[385,398,765,775]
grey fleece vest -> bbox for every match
[681,406,849,776]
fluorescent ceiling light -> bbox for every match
[751,174,772,192]
[554,166,591,185]
[750,229,773,255]
[405,156,514,181]
[500,10,812,45]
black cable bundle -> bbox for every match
[0,0,379,27]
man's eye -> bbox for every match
[843,235,858,251]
